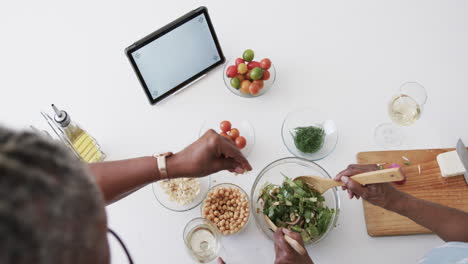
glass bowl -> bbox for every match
[250,157,340,245]
[199,119,255,157]
[200,183,250,236]
[222,57,276,98]
[152,176,211,212]
[282,109,338,161]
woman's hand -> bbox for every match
[168,129,252,179]
[274,228,314,264]
[334,164,406,210]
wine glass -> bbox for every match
[374,81,427,148]
[183,218,221,263]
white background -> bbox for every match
[1,0,468,263]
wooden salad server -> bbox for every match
[294,168,404,194]
[264,215,307,255]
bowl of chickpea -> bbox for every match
[201,183,250,236]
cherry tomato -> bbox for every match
[240,80,251,94]
[247,61,261,70]
[220,121,232,133]
[245,70,253,80]
[220,132,231,140]
[250,67,264,80]
[253,80,264,89]
[243,49,254,62]
[235,58,245,66]
[237,63,248,74]
[249,83,261,95]
[260,58,271,70]
[235,136,247,149]
[262,70,270,80]
[228,128,240,140]
[226,65,237,77]
[235,74,245,82]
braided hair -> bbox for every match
[0,126,106,263]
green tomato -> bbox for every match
[250,67,264,80]
[230,77,241,89]
[242,49,254,62]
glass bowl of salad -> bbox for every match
[282,109,338,161]
[222,56,276,98]
[250,157,340,246]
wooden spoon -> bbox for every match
[294,168,404,194]
[264,215,307,255]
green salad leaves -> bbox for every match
[260,177,335,242]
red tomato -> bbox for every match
[247,61,261,70]
[235,74,246,82]
[220,121,232,133]
[246,70,253,80]
[260,58,271,70]
[235,136,247,149]
[262,70,270,80]
[228,128,240,140]
[252,80,264,89]
[235,58,245,66]
[226,65,237,77]
[249,83,261,95]
[240,80,251,94]
[220,132,231,140]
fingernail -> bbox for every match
[341,176,349,184]
[234,167,244,174]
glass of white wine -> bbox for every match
[183,217,221,263]
[374,81,427,148]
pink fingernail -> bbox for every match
[234,167,244,174]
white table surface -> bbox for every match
[1,0,468,263]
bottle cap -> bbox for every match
[52,104,71,127]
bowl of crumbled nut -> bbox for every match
[152,176,211,212]
[201,183,250,236]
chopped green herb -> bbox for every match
[293,126,325,153]
[404,161,411,166]
[260,177,335,242]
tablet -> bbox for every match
[125,7,225,104]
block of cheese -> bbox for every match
[437,150,466,177]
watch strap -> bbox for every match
[153,152,173,179]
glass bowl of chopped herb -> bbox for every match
[282,109,338,161]
[251,157,340,245]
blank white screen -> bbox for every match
[132,13,220,100]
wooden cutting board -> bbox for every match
[357,148,468,237]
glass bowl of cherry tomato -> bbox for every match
[199,119,255,158]
[223,49,276,98]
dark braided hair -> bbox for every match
[0,126,106,264]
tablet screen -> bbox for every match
[130,13,222,101]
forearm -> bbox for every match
[387,193,468,242]
[88,154,185,204]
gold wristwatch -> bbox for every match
[153,152,173,179]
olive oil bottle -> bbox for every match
[51,104,106,163]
